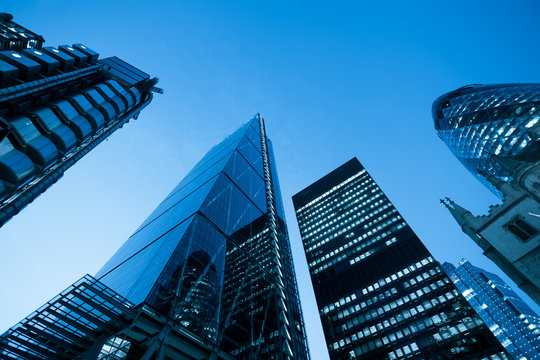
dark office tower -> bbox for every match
[442,260,540,360]
[0,115,310,360]
[292,158,508,360]
[0,13,159,227]
[432,84,540,198]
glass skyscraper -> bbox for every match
[293,158,508,359]
[432,83,540,197]
[1,115,309,360]
[442,259,540,360]
[0,13,159,226]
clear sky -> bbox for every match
[1,1,540,359]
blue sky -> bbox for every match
[1,1,540,358]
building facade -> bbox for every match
[1,115,310,360]
[441,170,540,306]
[434,84,540,305]
[442,259,540,360]
[293,158,508,359]
[432,83,540,198]
[0,13,159,226]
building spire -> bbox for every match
[441,197,479,235]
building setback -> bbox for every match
[292,158,508,359]
[0,13,159,226]
[442,259,540,360]
[0,115,310,360]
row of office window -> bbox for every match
[304,192,393,252]
[311,220,405,275]
[332,306,486,356]
[295,170,367,214]
[308,206,402,267]
[321,257,435,315]
[331,275,453,333]
[300,177,376,239]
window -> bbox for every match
[505,216,538,242]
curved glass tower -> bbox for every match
[432,83,540,197]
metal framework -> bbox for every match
[0,275,236,360]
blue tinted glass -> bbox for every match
[250,118,261,136]
[245,125,261,153]
[201,173,263,236]
[146,215,227,342]
[237,136,264,178]
[97,216,195,304]
[188,122,250,174]
[163,126,249,201]
[135,176,218,235]
[91,116,310,359]
[433,84,540,197]
[224,150,266,212]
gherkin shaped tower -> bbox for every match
[432,83,540,197]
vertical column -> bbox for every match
[258,114,294,359]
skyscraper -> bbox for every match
[1,115,310,360]
[432,83,540,198]
[292,158,508,359]
[433,84,540,305]
[0,13,159,226]
[442,259,540,360]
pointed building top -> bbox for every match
[441,197,479,234]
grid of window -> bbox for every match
[443,260,540,360]
[293,158,508,359]
[296,170,407,276]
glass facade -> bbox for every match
[96,115,309,359]
[443,259,540,360]
[0,13,156,226]
[432,83,540,197]
[293,158,508,359]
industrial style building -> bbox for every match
[434,84,540,305]
[0,13,159,226]
[442,259,540,360]
[0,115,310,360]
[293,158,508,359]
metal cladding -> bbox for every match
[0,13,44,51]
[41,46,75,71]
[0,13,158,226]
[0,50,41,81]
[0,275,238,360]
[20,49,60,76]
[432,83,540,198]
